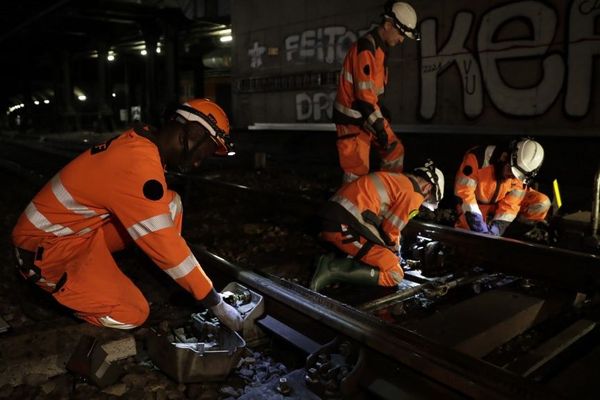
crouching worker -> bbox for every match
[11,99,242,331]
[311,161,444,291]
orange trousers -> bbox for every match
[336,124,404,184]
[27,190,182,329]
[321,230,403,287]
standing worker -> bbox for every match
[12,99,242,331]
[311,161,444,291]
[333,1,420,184]
[454,138,550,236]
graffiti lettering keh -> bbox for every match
[420,12,483,119]
[419,0,599,120]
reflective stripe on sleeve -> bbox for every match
[357,80,374,90]
[369,174,389,213]
[457,176,477,188]
[169,193,183,221]
[493,213,517,222]
[334,102,362,118]
[507,189,526,199]
[127,213,174,240]
[164,253,199,280]
[367,109,383,125]
[25,202,74,236]
[51,174,97,218]
[342,68,353,84]
[461,202,482,214]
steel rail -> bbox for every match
[403,220,600,293]
[192,245,559,400]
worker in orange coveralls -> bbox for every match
[333,1,420,184]
[12,99,242,331]
[310,161,444,291]
[454,138,550,236]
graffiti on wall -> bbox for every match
[296,91,336,121]
[420,0,600,119]
[248,41,266,68]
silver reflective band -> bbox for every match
[334,102,362,118]
[357,80,374,90]
[51,174,97,218]
[176,102,217,137]
[461,202,482,214]
[367,110,383,125]
[169,193,183,221]
[331,195,385,244]
[381,156,404,171]
[25,202,74,236]
[164,253,199,280]
[508,189,526,199]
[494,213,517,222]
[127,213,174,240]
[98,315,138,330]
[457,176,477,188]
[342,69,353,83]
[369,174,390,213]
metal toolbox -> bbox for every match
[147,282,264,382]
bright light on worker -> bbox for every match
[220,35,233,43]
[43,99,50,104]
[78,95,87,101]
[140,49,147,56]
[34,100,40,105]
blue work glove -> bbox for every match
[465,212,489,234]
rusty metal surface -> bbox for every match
[192,245,560,400]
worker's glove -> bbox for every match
[488,222,501,236]
[210,295,243,331]
[375,129,389,149]
[464,212,489,234]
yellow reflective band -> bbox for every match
[408,209,419,220]
[553,179,562,210]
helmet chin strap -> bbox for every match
[178,124,210,173]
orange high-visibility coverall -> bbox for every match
[12,127,220,329]
[319,171,424,286]
[333,30,404,184]
[454,145,549,235]
[518,188,551,222]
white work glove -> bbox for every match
[210,295,243,331]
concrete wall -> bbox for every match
[231,0,600,136]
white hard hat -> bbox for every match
[510,139,544,181]
[414,160,445,211]
[384,2,420,40]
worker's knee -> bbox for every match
[92,299,150,330]
[378,265,404,286]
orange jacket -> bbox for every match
[333,30,390,136]
[454,145,525,233]
[12,127,217,304]
[323,172,424,251]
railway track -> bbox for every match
[2,134,600,399]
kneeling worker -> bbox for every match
[12,99,242,331]
[311,161,444,291]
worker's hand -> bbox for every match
[488,223,501,236]
[210,295,243,331]
[375,129,389,149]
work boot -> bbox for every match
[310,253,380,292]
